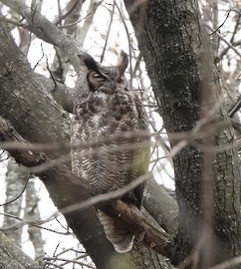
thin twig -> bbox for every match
[205,23,241,59]
[33,42,45,70]
[228,98,241,117]
[60,173,151,215]
[54,0,82,26]
[100,3,115,63]
[115,0,133,90]
[43,257,96,269]
[209,9,230,36]
[0,176,30,206]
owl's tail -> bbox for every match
[97,210,134,253]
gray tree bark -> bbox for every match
[0,231,39,269]
[124,0,241,267]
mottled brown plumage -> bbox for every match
[71,51,150,253]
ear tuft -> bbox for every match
[118,50,128,77]
[78,53,99,72]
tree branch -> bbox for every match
[0,231,39,269]
[0,0,82,71]
[35,72,75,113]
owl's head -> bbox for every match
[80,51,128,94]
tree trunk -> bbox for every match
[124,0,241,267]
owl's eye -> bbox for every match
[87,71,107,92]
[88,71,106,81]
[93,73,106,81]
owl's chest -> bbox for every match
[76,92,111,129]
[74,91,136,138]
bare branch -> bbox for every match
[0,0,83,71]
[0,231,40,269]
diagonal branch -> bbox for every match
[0,231,39,269]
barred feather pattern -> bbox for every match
[97,210,134,253]
[71,52,149,252]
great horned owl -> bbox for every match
[71,51,150,253]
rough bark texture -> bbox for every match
[124,0,241,267]
[0,231,39,269]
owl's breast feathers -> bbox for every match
[72,90,149,183]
